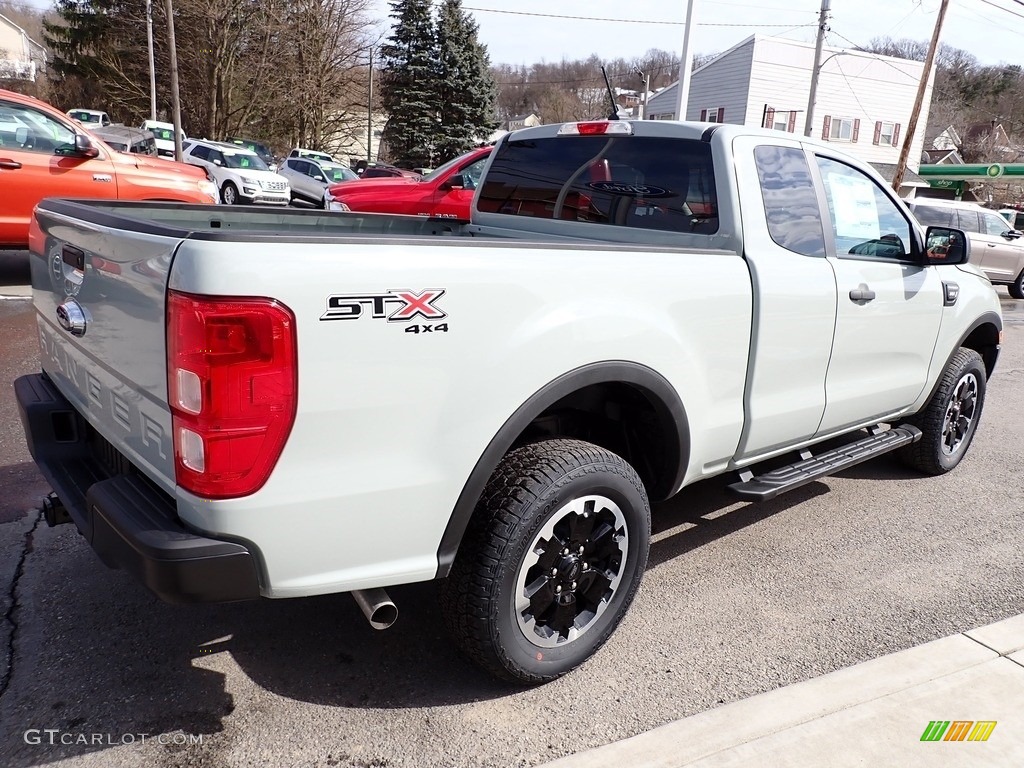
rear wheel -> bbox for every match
[439,439,650,684]
[899,348,986,475]
[1008,269,1024,300]
[221,182,239,205]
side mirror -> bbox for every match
[56,134,101,158]
[1004,229,1022,240]
[443,174,466,190]
[924,226,969,265]
[15,126,27,145]
[75,134,100,158]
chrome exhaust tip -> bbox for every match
[351,588,398,630]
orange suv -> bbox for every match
[0,89,218,248]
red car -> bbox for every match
[324,146,491,219]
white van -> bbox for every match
[141,119,187,158]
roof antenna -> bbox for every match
[601,65,619,120]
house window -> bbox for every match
[873,121,901,147]
[762,107,797,132]
[823,116,860,143]
[648,113,674,121]
[700,107,724,123]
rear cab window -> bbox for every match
[477,134,718,235]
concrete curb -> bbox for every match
[539,615,1024,768]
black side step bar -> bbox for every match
[729,425,922,502]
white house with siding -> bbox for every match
[0,13,46,81]
[645,36,932,178]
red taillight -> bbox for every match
[167,291,297,499]
[556,121,633,136]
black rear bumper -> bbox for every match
[15,373,261,603]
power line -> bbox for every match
[463,7,816,27]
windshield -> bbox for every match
[422,151,481,182]
[70,111,100,123]
[151,127,175,141]
[321,163,358,182]
[223,152,269,171]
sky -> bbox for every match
[368,0,1024,69]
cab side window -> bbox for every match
[754,145,826,257]
[0,102,75,154]
[815,156,913,261]
[460,157,488,190]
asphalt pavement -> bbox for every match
[0,252,1022,767]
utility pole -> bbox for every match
[674,0,698,120]
[367,46,374,163]
[891,0,950,193]
[146,0,157,121]
[803,0,831,137]
[635,68,651,119]
[164,0,183,161]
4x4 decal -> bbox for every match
[320,289,447,323]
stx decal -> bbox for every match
[320,289,447,323]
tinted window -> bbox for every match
[956,210,981,233]
[815,156,912,260]
[477,135,718,234]
[754,145,826,257]
[910,205,953,227]
[190,144,210,161]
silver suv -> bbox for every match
[907,199,1024,298]
[278,157,359,208]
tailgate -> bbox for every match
[29,201,187,494]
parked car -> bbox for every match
[324,146,490,218]
[90,125,158,156]
[182,138,289,205]
[225,136,276,169]
[355,160,422,180]
[0,89,217,248]
[67,108,111,127]
[141,119,187,158]
[998,207,1024,230]
[278,156,359,207]
[907,198,1024,297]
[288,147,334,164]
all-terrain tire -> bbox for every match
[898,348,987,475]
[438,439,650,685]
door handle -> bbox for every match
[987,243,997,247]
[849,285,876,302]
[0,158,22,170]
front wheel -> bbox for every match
[221,181,239,205]
[1008,269,1024,300]
[899,348,987,475]
[439,439,650,684]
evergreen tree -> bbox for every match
[43,0,151,114]
[434,0,497,162]
[379,0,438,168]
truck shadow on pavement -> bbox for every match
[0,455,913,766]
